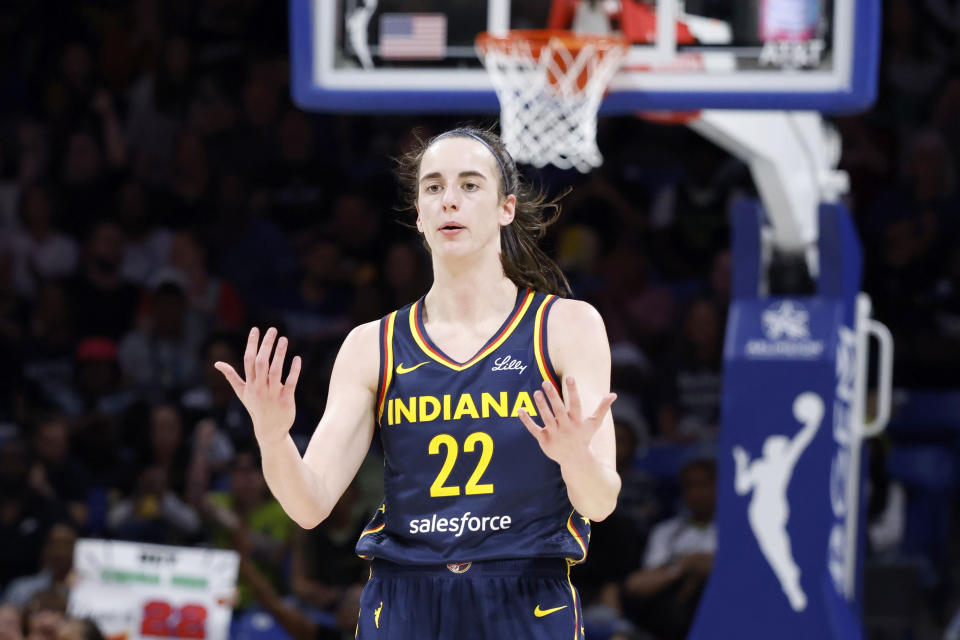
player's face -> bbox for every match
[415,137,516,258]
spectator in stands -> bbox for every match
[20,281,76,415]
[4,185,78,298]
[118,270,206,396]
[70,222,140,341]
[866,436,906,558]
[0,604,23,640]
[128,403,190,496]
[656,298,723,442]
[21,590,66,640]
[707,248,731,320]
[596,240,676,362]
[231,528,362,640]
[181,333,251,452]
[213,172,299,311]
[863,129,959,385]
[106,465,200,544]
[262,108,326,232]
[648,135,747,279]
[380,242,429,313]
[57,128,118,238]
[29,415,89,527]
[167,231,245,331]
[579,401,657,640]
[556,224,605,300]
[70,337,132,419]
[115,180,172,286]
[610,399,658,538]
[325,191,384,268]
[622,458,717,640]
[289,482,368,614]
[0,438,68,591]
[0,247,27,396]
[2,523,77,607]
[270,235,353,343]
[54,619,104,640]
[190,446,291,609]
[155,131,213,229]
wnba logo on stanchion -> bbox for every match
[732,392,825,612]
[745,300,825,359]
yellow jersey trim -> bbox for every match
[358,522,386,543]
[408,290,536,371]
[376,312,397,423]
[533,294,560,389]
[566,509,587,564]
[566,559,581,640]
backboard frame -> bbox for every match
[290,0,880,115]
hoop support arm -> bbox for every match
[688,110,850,252]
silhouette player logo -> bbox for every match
[732,392,824,612]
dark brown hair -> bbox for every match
[395,126,571,297]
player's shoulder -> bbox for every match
[333,320,384,391]
[339,319,382,366]
[345,318,382,346]
[544,298,609,373]
[545,297,606,335]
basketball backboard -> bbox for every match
[291,0,879,115]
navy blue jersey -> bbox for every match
[355,289,591,565]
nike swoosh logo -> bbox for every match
[534,605,568,618]
[396,361,429,374]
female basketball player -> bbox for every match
[215,127,620,639]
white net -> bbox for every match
[477,31,628,173]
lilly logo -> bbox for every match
[762,301,810,340]
[491,355,527,375]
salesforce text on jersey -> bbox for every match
[409,512,512,537]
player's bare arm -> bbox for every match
[518,298,621,521]
[215,322,379,529]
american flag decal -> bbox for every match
[379,13,447,60]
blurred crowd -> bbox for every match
[0,1,958,639]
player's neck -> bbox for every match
[426,254,518,326]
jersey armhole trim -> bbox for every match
[534,294,562,391]
[375,311,398,425]
[565,508,588,564]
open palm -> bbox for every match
[214,327,302,448]
[518,377,616,466]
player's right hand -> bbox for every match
[214,327,302,449]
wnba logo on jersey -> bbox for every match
[446,562,472,574]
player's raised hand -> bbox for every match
[213,327,302,448]
[519,377,616,466]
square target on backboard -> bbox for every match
[290,0,879,115]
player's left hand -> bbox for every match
[519,377,616,467]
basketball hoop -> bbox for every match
[636,109,703,126]
[476,30,629,173]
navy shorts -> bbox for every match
[356,558,585,640]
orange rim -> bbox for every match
[636,109,703,125]
[476,29,629,58]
